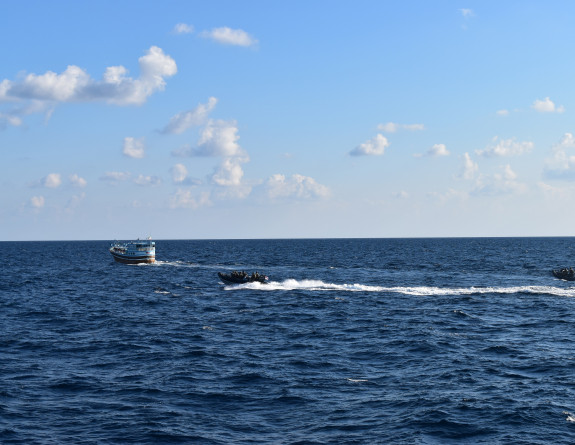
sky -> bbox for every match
[2,1,575,240]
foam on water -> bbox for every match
[226,279,575,297]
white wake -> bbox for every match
[225,279,575,297]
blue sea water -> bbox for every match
[2,237,575,444]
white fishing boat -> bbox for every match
[109,237,155,264]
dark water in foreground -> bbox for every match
[2,238,575,444]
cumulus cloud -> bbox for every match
[39,173,62,188]
[429,144,449,156]
[459,152,478,180]
[377,122,424,133]
[476,137,533,157]
[532,97,565,113]
[133,174,162,186]
[160,97,217,135]
[0,46,176,108]
[29,195,45,208]
[69,174,87,188]
[173,23,194,34]
[471,165,527,196]
[201,27,258,47]
[543,133,575,180]
[211,157,246,187]
[169,189,211,209]
[414,143,450,158]
[123,137,145,158]
[262,174,330,201]
[169,116,250,197]
[459,8,475,17]
[496,109,509,116]
[100,171,131,184]
[350,134,389,156]
[174,119,244,158]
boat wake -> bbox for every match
[226,279,575,297]
[152,260,200,267]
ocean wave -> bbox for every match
[225,279,575,297]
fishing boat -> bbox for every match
[218,271,268,285]
[109,238,155,264]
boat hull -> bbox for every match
[109,238,156,264]
[110,250,155,264]
[552,269,575,281]
[218,272,267,285]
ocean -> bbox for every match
[2,237,575,444]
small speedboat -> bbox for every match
[218,271,268,285]
[552,268,575,281]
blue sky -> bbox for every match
[2,1,575,240]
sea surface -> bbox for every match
[2,238,575,444]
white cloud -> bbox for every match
[177,119,244,157]
[378,122,399,133]
[123,137,145,159]
[173,23,194,34]
[133,174,161,186]
[198,119,242,156]
[263,174,330,201]
[69,174,87,188]
[169,189,211,209]
[543,133,575,180]
[30,195,45,208]
[211,157,246,187]
[553,132,575,151]
[171,163,188,183]
[496,109,509,116]
[169,163,202,185]
[350,134,389,156]
[476,137,533,157]
[472,165,527,196]
[459,152,478,180]
[100,171,131,184]
[429,144,449,156]
[415,143,450,158]
[161,97,217,135]
[1,101,54,130]
[41,173,62,188]
[201,27,258,47]
[377,122,424,133]
[0,46,177,108]
[395,191,409,199]
[0,112,22,129]
[532,97,565,113]
[459,9,475,18]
